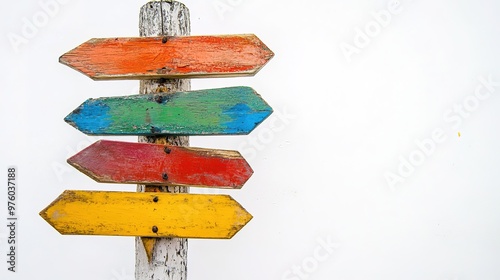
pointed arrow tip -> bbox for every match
[224,196,253,238]
[64,108,80,128]
[237,156,254,189]
[59,41,100,80]
[64,99,109,135]
[268,49,275,59]
[38,208,47,220]
[58,54,67,65]
[66,143,107,184]
[243,108,273,135]
[39,198,62,234]
[248,34,274,76]
[64,116,75,127]
[227,212,253,239]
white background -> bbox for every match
[2,0,500,279]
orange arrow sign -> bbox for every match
[60,34,274,80]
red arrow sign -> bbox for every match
[68,140,253,189]
[59,34,274,80]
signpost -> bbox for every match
[137,2,192,276]
[68,140,253,188]
[59,34,274,80]
[64,86,272,135]
[41,1,274,279]
[40,190,252,238]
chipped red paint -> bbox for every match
[59,34,274,80]
[67,140,253,189]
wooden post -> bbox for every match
[135,1,190,280]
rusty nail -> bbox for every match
[150,126,159,134]
[162,173,168,180]
[164,147,171,154]
[152,226,158,233]
[154,95,164,104]
[153,196,159,203]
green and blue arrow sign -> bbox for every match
[65,86,272,135]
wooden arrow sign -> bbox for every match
[59,34,274,80]
[68,140,253,188]
[64,86,272,135]
[40,190,252,238]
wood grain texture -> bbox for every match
[67,140,253,188]
[59,34,274,80]
[39,190,253,238]
[64,86,273,136]
[136,1,190,277]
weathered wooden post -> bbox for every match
[136,1,190,279]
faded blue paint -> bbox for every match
[222,103,273,134]
[64,99,112,134]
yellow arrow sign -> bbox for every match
[39,190,252,239]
